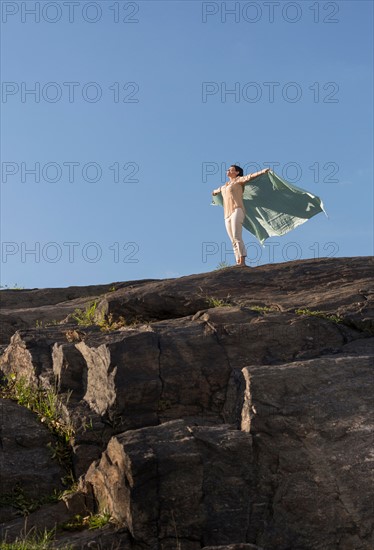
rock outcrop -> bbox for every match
[0,257,373,549]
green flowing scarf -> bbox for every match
[211,170,327,245]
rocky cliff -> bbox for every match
[0,257,373,550]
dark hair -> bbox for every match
[231,164,243,177]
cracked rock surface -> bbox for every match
[0,257,373,549]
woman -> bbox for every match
[212,165,270,267]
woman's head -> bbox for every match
[227,165,244,178]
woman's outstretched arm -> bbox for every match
[212,168,270,194]
[237,168,270,185]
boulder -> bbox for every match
[242,355,374,550]
[84,420,254,549]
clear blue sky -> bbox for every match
[1,0,373,289]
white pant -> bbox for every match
[225,207,247,262]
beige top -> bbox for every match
[213,174,254,219]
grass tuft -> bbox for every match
[35,319,61,329]
[205,295,233,308]
[70,301,99,327]
[0,485,61,516]
[61,512,113,532]
[197,287,233,308]
[248,305,277,313]
[0,283,24,290]
[70,302,136,332]
[0,375,74,444]
[96,313,127,332]
[215,261,231,270]
[295,308,342,323]
[0,527,72,549]
[0,375,75,509]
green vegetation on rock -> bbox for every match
[0,528,72,549]
[295,308,343,323]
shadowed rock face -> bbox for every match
[242,356,374,550]
[0,400,66,524]
[0,257,373,549]
[85,420,254,549]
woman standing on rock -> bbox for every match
[212,165,270,267]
